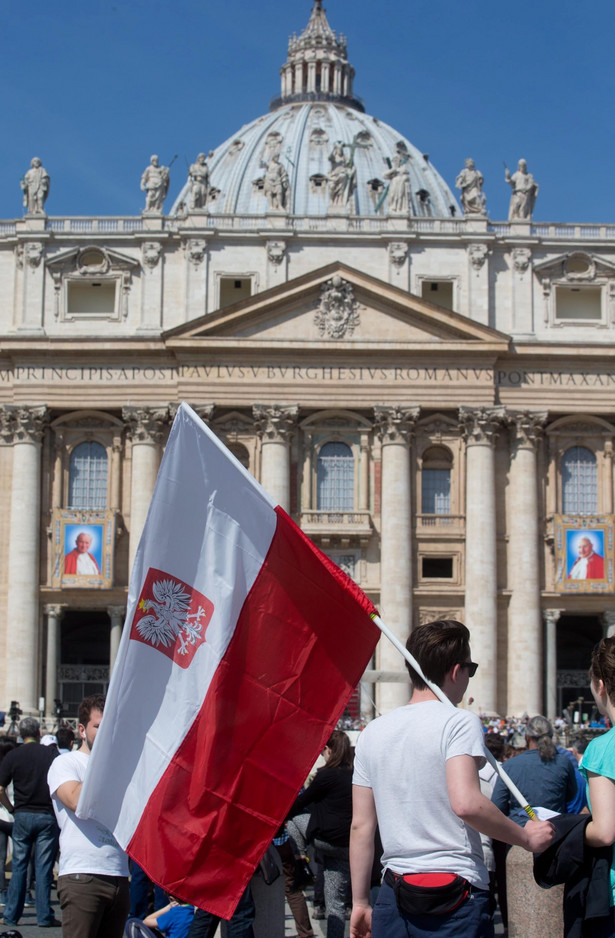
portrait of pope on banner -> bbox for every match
[63,525,102,576]
[566,530,605,580]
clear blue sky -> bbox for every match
[2,0,612,222]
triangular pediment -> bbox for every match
[164,263,510,350]
[534,251,615,280]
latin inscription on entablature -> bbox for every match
[1,363,614,389]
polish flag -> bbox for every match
[78,402,379,918]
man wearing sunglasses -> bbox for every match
[350,619,554,938]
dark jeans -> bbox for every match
[372,878,494,938]
[57,872,130,938]
[187,885,255,938]
[3,811,59,926]
[129,859,167,917]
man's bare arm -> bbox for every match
[55,780,82,813]
[350,784,377,938]
[446,755,554,853]
[0,786,13,815]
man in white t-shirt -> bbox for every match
[48,694,130,938]
[350,619,555,938]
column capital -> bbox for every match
[44,603,66,619]
[459,406,505,446]
[123,405,170,444]
[107,604,126,620]
[253,403,299,443]
[507,409,548,451]
[602,610,615,635]
[373,405,420,444]
[0,404,48,444]
[542,608,563,626]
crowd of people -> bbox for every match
[1,625,615,938]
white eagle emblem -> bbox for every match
[136,576,209,656]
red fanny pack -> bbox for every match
[384,869,470,916]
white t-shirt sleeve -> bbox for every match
[48,751,82,797]
[352,728,372,788]
[443,710,486,766]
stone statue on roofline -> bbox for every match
[21,157,50,215]
[384,154,410,214]
[263,153,289,211]
[188,152,211,210]
[327,141,356,209]
[141,154,170,213]
[455,158,486,216]
[505,158,539,220]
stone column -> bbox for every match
[506,411,547,716]
[253,404,299,513]
[459,407,504,714]
[110,435,122,511]
[3,405,48,712]
[543,609,562,720]
[108,604,126,673]
[44,604,64,718]
[123,406,169,572]
[373,405,419,712]
[359,433,370,512]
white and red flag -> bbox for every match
[78,402,379,918]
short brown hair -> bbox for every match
[78,694,106,728]
[590,637,615,702]
[406,619,470,690]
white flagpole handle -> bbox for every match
[371,615,536,819]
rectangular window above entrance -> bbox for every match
[219,276,252,309]
[555,286,602,321]
[421,280,454,311]
[66,280,119,319]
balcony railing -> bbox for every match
[416,514,465,534]
[300,510,372,539]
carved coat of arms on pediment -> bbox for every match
[314,275,361,339]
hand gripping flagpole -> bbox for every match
[372,614,537,821]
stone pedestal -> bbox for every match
[506,411,547,716]
[459,407,503,714]
[253,404,298,512]
[123,406,169,572]
[374,405,418,711]
[3,406,48,711]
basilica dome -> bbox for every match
[171,2,459,220]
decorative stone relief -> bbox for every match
[458,406,505,446]
[314,275,361,339]
[141,242,162,270]
[253,404,299,443]
[0,405,49,444]
[228,139,245,157]
[512,247,531,273]
[184,239,207,268]
[389,242,408,268]
[469,243,488,270]
[21,157,50,214]
[266,241,286,265]
[506,410,548,450]
[373,405,420,444]
[418,609,462,626]
[123,405,170,444]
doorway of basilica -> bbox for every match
[58,609,111,718]
[556,614,602,721]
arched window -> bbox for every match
[68,442,108,509]
[226,442,250,470]
[317,442,354,511]
[421,447,452,515]
[562,446,597,515]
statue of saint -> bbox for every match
[141,155,170,213]
[505,159,539,220]
[384,155,410,214]
[21,157,50,214]
[327,142,356,209]
[263,154,289,211]
[188,153,210,210]
[455,158,486,216]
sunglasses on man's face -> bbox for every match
[459,661,479,678]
